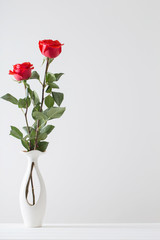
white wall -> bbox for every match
[0,0,160,223]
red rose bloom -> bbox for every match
[39,39,64,58]
[9,62,34,81]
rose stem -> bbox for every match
[23,82,35,205]
[30,162,35,205]
[23,82,31,150]
[25,162,35,205]
[34,57,49,150]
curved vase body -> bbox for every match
[19,150,46,228]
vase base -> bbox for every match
[24,224,42,228]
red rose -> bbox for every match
[39,39,64,58]
[9,62,34,81]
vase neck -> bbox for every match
[23,150,45,164]
[27,156,38,164]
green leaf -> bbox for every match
[32,104,41,119]
[23,127,28,134]
[18,98,26,108]
[48,82,59,89]
[28,88,33,97]
[28,128,36,140]
[1,93,18,105]
[28,89,40,106]
[40,125,55,135]
[10,126,23,139]
[45,95,54,108]
[18,97,31,108]
[54,73,64,81]
[46,86,52,93]
[33,103,41,112]
[38,132,47,141]
[32,119,46,129]
[32,121,37,129]
[44,107,66,120]
[52,92,64,106]
[23,126,33,134]
[32,91,40,105]
[30,71,40,80]
[21,139,29,151]
[37,141,49,152]
[46,72,56,83]
[30,140,35,150]
[48,58,54,64]
[32,111,48,121]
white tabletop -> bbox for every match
[0,223,160,240]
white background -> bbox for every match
[0,0,160,223]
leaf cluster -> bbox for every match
[1,66,65,152]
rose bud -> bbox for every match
[9,62,34,81]
[39,39,64,59]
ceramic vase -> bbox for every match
[19,150,46,228]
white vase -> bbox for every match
[19,150,46,228]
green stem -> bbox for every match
[23,81,31,150]
[34,58,50,150]
[25,162,35,206]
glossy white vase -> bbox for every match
[19,150,46,228]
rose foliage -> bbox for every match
[1,39,65,152]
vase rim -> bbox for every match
[22,149,46,157]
